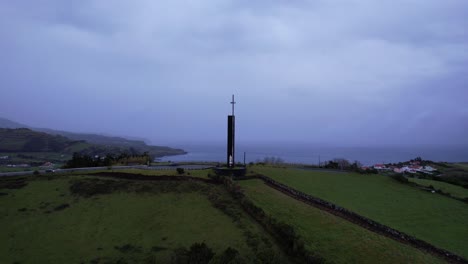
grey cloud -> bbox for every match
[0,0,467,146]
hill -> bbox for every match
[35,128,185,158]
[0,128,87,153]
[0,117,29,129]
[0,117,185,158]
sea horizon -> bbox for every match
[159,142,468,166]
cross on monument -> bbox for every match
[231,94,236,116]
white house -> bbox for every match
[423,166,436,172]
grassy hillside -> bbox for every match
[0,128,185,168]
[0,117,27,129]
[1,169,458,263]
[0,174,287,263]
[239,179,445,264]
[409,178,468,199]
[0,117,186,158]
[454,163,468,170]
[35,128,186,158]
[0,128,88,152]
[251,166,468,258]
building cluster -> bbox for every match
[368,161,437,174]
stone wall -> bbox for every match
[253,175,467,264]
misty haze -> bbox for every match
[1,1,467,264]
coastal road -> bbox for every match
[0,164,214,177]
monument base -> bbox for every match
[214,166,246,177]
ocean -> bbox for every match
[160,142,468,166]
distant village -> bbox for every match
[364,160,437,175]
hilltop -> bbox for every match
[0,117,26,129]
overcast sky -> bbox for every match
[1,0,467,147]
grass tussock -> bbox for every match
[69,178,211,198]
[0,177,28,190]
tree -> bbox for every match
[325,160,338,169]
[171,242,214,264]
[350,160,362,171]
[333,158,350,170]
[188,242,214,264]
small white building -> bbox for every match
[400,166,416,173]
[423,166,436,172]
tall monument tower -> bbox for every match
[227,95,236,167]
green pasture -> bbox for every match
[409,178,468,199]
[86,168,212,179]
[0,166,42,173]
[251,166,468,258]
[454,163,468,170]
[239,179,445,264]
[0,174,285,264]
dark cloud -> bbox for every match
[1,0,467,146]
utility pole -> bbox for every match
[244,152,246,166]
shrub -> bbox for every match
[171,242,214,264]
[69,179,130,197]
[390,174,409,184]
[53,203,70,211]
[213,247,243,264]
[0,178,28,189]
[33,170,40,175]
[176,168,185,174]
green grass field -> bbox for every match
[251,166,468,258]
[239,179,445,264]
[0,166,42,173]
[0,174,286,263]
[409,178,468,199]
[83,168,212,179]
[454,163,468,171]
